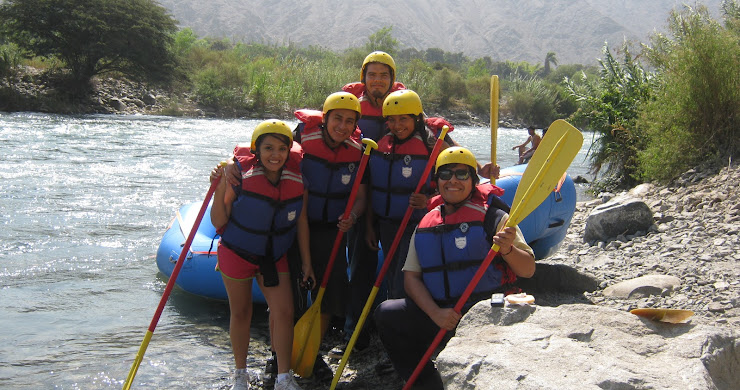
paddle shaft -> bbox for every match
[490,75,499,184]
[330,126,449,390]
[403,129,577,389]
[291,139,377,376]
[123,170,222,390]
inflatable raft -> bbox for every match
[156,165,576,301]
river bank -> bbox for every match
[1,68,526,128]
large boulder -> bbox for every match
[583,198,654,243]
[438,303,738,390]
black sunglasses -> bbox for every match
[437,168,471,181]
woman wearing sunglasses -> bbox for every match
[373,147,535,390]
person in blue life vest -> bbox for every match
[333,53,500,361]
[210,120,313,390]
[287,91,368,382]
[332,50,407,361]
[373,147,535,390]
[365,89,450,301]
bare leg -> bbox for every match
[222,275,254,369]
[258,273,295,374]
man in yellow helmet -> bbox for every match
[286,91,369,383]
[374,147,534,389]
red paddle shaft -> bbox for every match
[317,140,375,289]
[402,245,501,389]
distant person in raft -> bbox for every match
[373,147,535,390]
[512,125,541,164]
[210,119,314,390]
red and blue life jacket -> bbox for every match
[368,131,431,223]
[220,142,304,262]
[342,81,405,141]
[415,185,516,309]
[294,109,363,224]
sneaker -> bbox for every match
[327,340,369,360]
[274,374,302,390]
[263,351,278,385]
[312,355,333,382]
[374,359,395,376]
[327,343,347,360]
[231,367,250,390]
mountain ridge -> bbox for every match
[157,0,724,65]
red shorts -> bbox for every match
[216,243,289,281]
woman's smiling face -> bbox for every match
[257,134,289,173]
[386,114,416,141]
[437,163,474,205]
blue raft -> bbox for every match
[156,164,576,301]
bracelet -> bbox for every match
[350,211,358,223]
[500,245,514,256]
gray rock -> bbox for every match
[583,198,654,243]
[142,93,157,105]
[603,275,682,298]
[438,303,739,390]
[107,98,126,111]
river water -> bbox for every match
[0,112,594,389]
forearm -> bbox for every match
[210,184,230,228]
[404,271,442,318]
[500,245,535,278]
[351,184,367,220]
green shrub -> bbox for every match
[507,73,558,127]
[565,43,653,187]
[465,76,491,115]
[0,43,22,81]
[638,4,740,181]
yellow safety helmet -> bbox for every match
[435,147,478,173]
[250,119,293,150]
[322,91,361,117]
[382,90,423,117]
[361,51,396,83]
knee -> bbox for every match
[373,300,394,331]
[231,305,253,322]
[269,303,294,322]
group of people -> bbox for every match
[208,51,536,390]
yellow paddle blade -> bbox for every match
[630,308,695,323]
[510,119,583,225]
[291,287,325,377]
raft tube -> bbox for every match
[155,201,261,302]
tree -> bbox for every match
[365,26,399,57]
[0,0,178,88]
[543,51,558,75]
